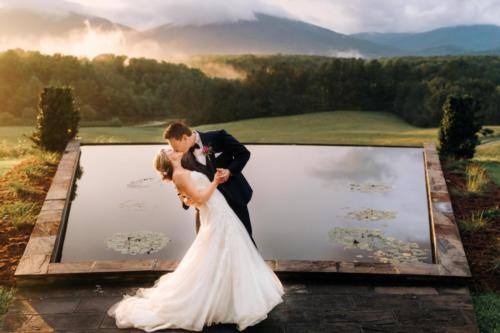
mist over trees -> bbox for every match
[0,49,499,127]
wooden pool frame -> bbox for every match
[14,139,471,284]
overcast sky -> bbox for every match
[1,0,500,33]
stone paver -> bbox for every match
[1,276,480,333]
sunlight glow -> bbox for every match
[0,20,165,60]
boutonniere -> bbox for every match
[201,145,216,173]
[201,145,214,157]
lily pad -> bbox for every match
[349,182,392,193]
[328,226,430,264]
[105,231,170,255]
[345,208,397,221]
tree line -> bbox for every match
[0,49,499,127]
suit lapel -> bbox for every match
[205,151,216,175]
[197,131,210,147]
[196,131,216,174]
[198,130,235,202]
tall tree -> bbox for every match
[29,86,80,152]
[437,94,482,159]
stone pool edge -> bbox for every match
[14,139,472,285]
[14,139,80,277]
[423,142,471,278]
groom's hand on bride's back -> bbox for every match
[182,195,196,207]
[177,191,192,209]
[179,193,201,209]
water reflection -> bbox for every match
[118,200,147,211]
[60,144,432,264]
[308,147,398,183]
[127,177,159,189]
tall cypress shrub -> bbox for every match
[29,86,80,152]
[437,94,482,159]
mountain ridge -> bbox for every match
[352,24,500,55]
[1,8,499,57]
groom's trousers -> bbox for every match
[195,204,258,250]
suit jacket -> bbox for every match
[179,129,253,209]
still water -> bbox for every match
[59,144,433,264]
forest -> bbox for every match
[1,49,499,127]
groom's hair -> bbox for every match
[163,121,192,140]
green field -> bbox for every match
[84,111,441,146]
[0,159,20,177]
[1,110,499,165]
[4,111,493,144]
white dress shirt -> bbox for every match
[192,131,207,165]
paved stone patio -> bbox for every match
[2,275,479,332]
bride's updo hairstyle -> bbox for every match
[154,147,174,181]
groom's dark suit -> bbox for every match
[179,129,257,248]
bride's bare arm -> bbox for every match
[175,173,222,206]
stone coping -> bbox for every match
[14,140,471,284]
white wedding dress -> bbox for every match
[107,170,285,331]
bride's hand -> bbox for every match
[213,171,225,185]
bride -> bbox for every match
[106,146,285,331]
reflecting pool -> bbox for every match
[59,144,432,264]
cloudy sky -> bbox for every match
[1,0,500,33]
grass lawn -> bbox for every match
[472,292,500,333]
[3,111,499,145]
[0,159,21,177]
[194,111,442,146]
[473,141,500,185]
[0,127,33,144]
[0,286,15,327]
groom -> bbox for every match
[163,121,257,249]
